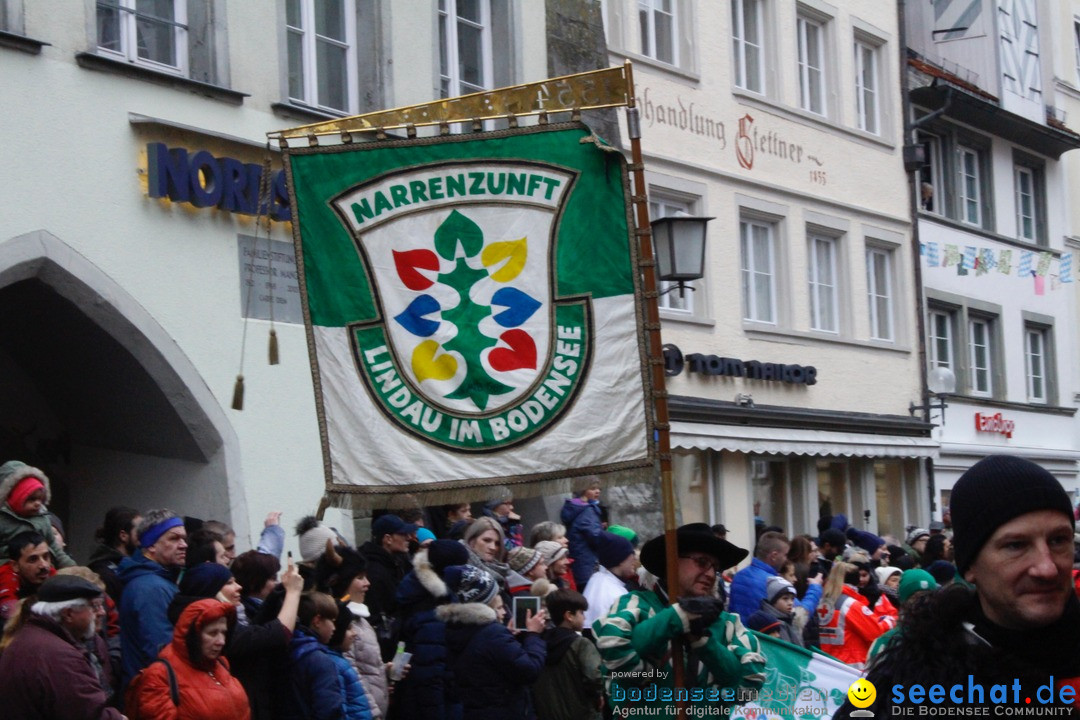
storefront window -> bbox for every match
[751,457,788,531]
[673,449,710,525]
[816,459,849,522]
[874,460,905,539]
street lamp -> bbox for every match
[652,214,713,298]
[910,366,957,424]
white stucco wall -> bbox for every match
[608,0,920,416]
[2,0,549,554]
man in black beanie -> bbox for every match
[835,455,1080,717]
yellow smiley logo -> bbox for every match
[848,679,876,709]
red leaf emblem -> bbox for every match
[393,249,439,290]
[488,330,537,372]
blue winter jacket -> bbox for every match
[438,602,546,720]
[283,627,348,720]
[728,557,823,624]
[560,498,603,588]
[393,554,456,720]
[116,552,179,686]
[328,650,374,720]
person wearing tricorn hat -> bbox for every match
[0,575,123,718]
[835,455,1080,718]
[594,523,766,717]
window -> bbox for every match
[928,297,1005,398]
[807,234,838,332]
[97,0,188,75]
[1075,20,1080,84]
[1015,166,1035,241]
[651,198,695,314]
[958,145,982,226]
[439,0,492,98]
[1026,326,1047,403]
[796,14,825,115]
[638,0,676,65]
[732,0,764,93]
[866,247,893,341]
[967,316,993,396]
[928,308,954,372]
[285,0,356,113]
[916,122,993,227]
[854,40,878,133]
[1013,155,1046,245]
[740,219,776,323]
[917,131,943,214]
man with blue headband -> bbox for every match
[116,508,187,688]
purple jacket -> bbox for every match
[0,613,123,719]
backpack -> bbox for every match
[124,657,179,718]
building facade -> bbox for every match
[905,0,1080,510]
[600,0,933,547]
[0,0,549,552]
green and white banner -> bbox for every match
[283,124,654,504]
[733,633,861,720]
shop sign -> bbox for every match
[974,412,1014,438]
[663,344,817,385]
[146,142,291,220]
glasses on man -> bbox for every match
[680,554,721,572]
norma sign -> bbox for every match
[146,142,291,221]
[975,412,1014,438]
[663,344,817,385]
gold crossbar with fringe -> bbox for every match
[269,65,630,141]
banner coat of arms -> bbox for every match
[283,123,654,504]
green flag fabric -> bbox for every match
[731,632,861,720]
[282,123,654,504]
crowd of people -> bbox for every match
[0,457,1077,719]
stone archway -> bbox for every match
[0,229,248,556]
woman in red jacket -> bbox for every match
[128,598,251,720]
[816,561,895,668]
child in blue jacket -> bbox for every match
[285,592,372,720]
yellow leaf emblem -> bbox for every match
[481,237,527,283]
[412,340,458,383]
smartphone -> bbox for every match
[513,595,541,629]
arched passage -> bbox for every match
[0,230,248,555]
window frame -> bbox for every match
[957,144,982,227]
[927,307,955,373]
[732,0,765,94]
[1025,326,1047,404]
[967,315,993,397]
[439,0,493,99]
[1012,152,1047,246]
[866,245,894,341]
[1075,19,1080,85]
[807,233,839,333]
[96,0,189,76]
[650,196,696,315]
[917,130,944,215]
[638,0,678,66]
[796,12,826,115]
[1014,165,1035,242]
[1022,314,1057,405]
[285,0,358,114]
[854,38,879,134]
[740,218,778,324]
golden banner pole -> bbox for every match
[623,61,686,720]
[273,61,687,715]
